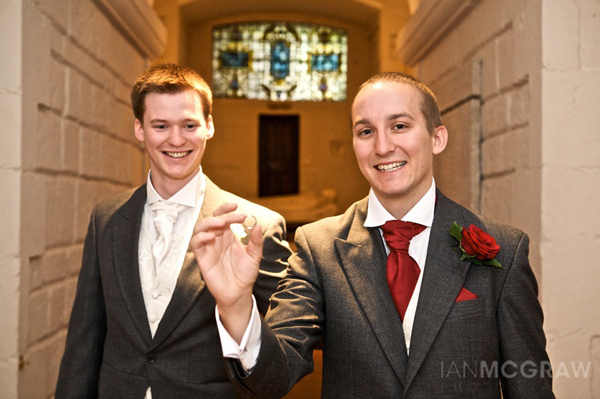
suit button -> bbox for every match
[146,354,156,364]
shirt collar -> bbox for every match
[364,178,436,228]
[146,167,205,208]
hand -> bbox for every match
[190,203,263,341]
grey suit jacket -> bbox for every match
[229,191,554,399]
[56,176,291,399]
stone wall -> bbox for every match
[0,1,24,397]
[4,0,165,397]
[541,1,600,397]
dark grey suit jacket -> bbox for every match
[56,176,291,398]
[229,191,554,399]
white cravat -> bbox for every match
[151,200,188,269]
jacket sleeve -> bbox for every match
[497,232,555,398]
[55,207,107,399]
[252,212,292,315]
[227,226,324,399]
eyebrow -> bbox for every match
[353,112,415,129]
[353,118,370,129]
[149,117,200,124]
[388,112,414,121]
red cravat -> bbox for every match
[381,220,426,321]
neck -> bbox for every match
[150,169,200,199]
[375,181,433,220]
[378,195,421,221]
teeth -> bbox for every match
[377,162,406,172]
[165,151,189,158]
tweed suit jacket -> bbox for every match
[56,176,291,399]
[228,190,554,399]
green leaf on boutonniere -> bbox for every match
[469,257,503,269]
[487,258,503,269]
[449,222,463,242]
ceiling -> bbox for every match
[178,0,407,29]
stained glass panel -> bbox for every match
[212,22,347,101]
[270,40,291,80]
[311,53,339,72]
[220,51,249,68]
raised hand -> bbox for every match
[191,203,263,341]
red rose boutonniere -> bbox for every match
[449,222,503,269]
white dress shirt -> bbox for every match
[139,168,206,399]
[217,179,436,369]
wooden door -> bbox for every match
[259,115,299,197]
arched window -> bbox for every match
[212,22,347,102]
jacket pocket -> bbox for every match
[446,297,485,319]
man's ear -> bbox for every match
[432,125,448,155]
[134,119,145,143]
[206,115,215,139]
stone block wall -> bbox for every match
[541,0,600,397]
[0,1,24,395]
[398,0,543,274]
[8,0,164,397]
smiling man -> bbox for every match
[192,72,555,398]
[55,64,292,398]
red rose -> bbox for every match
[460,224,500,261]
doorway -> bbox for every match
[259,115,299,197]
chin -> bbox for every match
[377,184,413,198]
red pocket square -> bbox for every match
[455,287,478,302]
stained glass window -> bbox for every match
[212,22,347,101]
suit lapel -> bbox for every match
[404,191,472,389]
[199,176,225,219]
[150,249,205,349]
[336,199,408,387]
[149,176,221,348]
[112,185,153,345]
